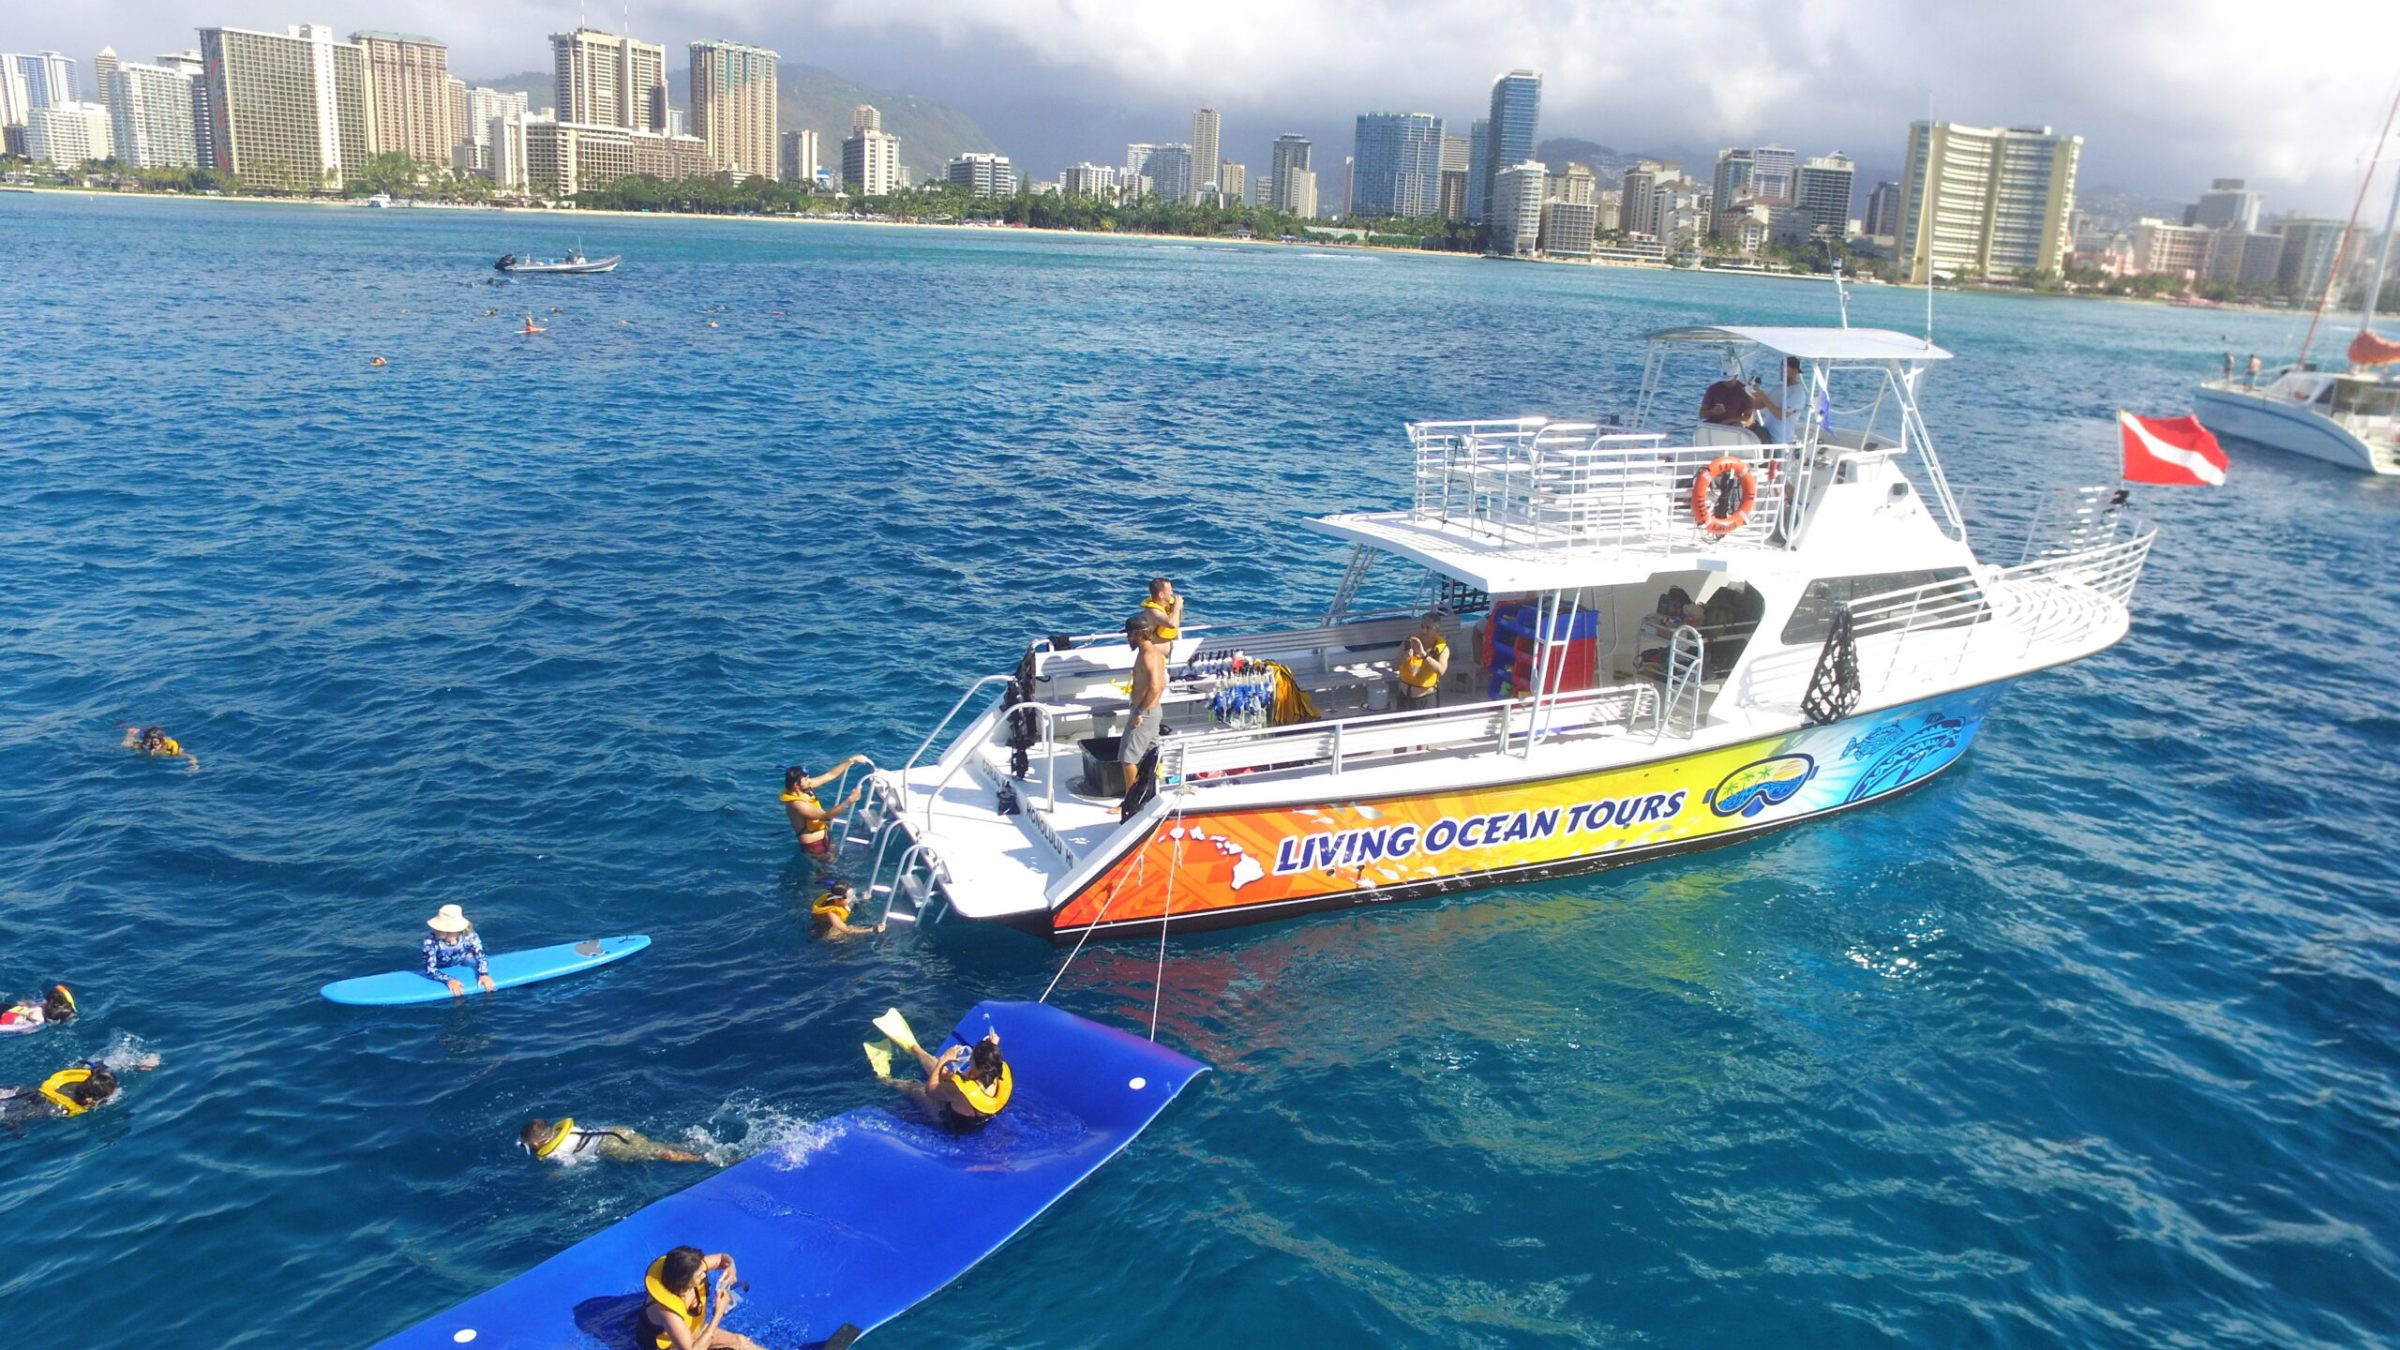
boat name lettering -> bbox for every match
[1269,792,1688,875]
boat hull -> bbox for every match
[1047,683,2008,938]
[2192,382,2395,475]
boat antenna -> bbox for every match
[1922,93,1935,348]
[1826,239,1852,328]
[2298,75,2400,367]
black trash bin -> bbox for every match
[1078,736,1129,797]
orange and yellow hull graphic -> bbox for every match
[1050,686,2004,936]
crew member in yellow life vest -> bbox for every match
[1140,576,1184,639]
[639,1245,763,1350]
[121,723,199,772]
[809,881,884,939]
[782,757,866,860]
[1396,612,1451,709]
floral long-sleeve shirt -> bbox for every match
[421,932,491,983]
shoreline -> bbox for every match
[5,185,2293,309]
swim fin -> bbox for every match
[862,1040,893,1079]
[871,1008,919,1054]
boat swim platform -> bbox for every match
[374,1002,1207,1349]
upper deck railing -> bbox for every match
[1407,418,1794,554]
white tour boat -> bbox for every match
[833,325,2157,939]
[2193,125,2400,475]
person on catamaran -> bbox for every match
[519,1117,707,1165]
[422,904,497,996]
[0,985,76,1034]
[782,758,866,859]
[1119,610,1172,819]
[809,881,883,939]
[640,1245,763,1350]
[1396,611,1450,709]
[864,1007,1012,1133]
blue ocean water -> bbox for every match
[2,195,2396,1348]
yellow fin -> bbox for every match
[871,1008,919,1053]
[862,1040,893,1078]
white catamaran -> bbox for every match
[2193,118,2400,474]
[830,325,2156,939]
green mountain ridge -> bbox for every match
[467,63,994,182]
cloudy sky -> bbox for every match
[16,0,2397,212]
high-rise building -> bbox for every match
[691,40,777,178]
[1189,106,1220,205]
[452,85,527,173]
[1710,148,1754,237]
[779,128,820,183]
[1147,143,1195,205]
[27,101,112,164]
[1479,71,1541,223]
[551,28,666,134]
[199,25,370,190]
[1060,162,1117,197]
[108,61,201,168]
[5,52,77,114]
[2276,218,2347,298]
[1268,134,1311,214]
[1284,166,1318,219]
[1540,198,1597,257]
[1796,153,1855,238]
[1620,161,1666,237]
[1490,160,1545,256]
[946,151,1015,196]
[1350,112,1445,218]
[841,104,900,194]
[490,109,535,189]
[152,50,211,166]
[1895,121,2081,283]
[1864,180,1900,238]
[1749,145,1797,203]
[1464,116,1489,222]
[352,31,453,167]
[1557,162,1596,206]
[2132,218,2210,277]
[1219,161,1245,204]
[1437,131,1471,221]
[92,48,118,109]
[2190,177,2263,232]
[0,66,28,129]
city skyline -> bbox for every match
[3,0,2392,215]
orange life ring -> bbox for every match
[1690,457,1757,536]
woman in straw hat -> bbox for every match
[421,904,497,997]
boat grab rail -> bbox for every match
[915,701,1071,841]
[903,674,1014,775]
[1406,422,1796,553]
[1160,683,1656,783]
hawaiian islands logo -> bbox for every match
[1707,754,1817,818]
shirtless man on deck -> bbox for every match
[1119,610,1172,818]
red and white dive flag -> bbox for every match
[2118,411,2228,487]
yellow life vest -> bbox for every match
[810,894,850,924]
[39,1067,94,1115]
[1398,637,1447,690]
[532,1117,578,1160]
[950,1061,1013,1117]
[150,736,183,756]
[1141,599,1181,640]
[643,1257,710,1350]
[781,788,826,837]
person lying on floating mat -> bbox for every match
[0,984,76,1034]
[863,1007,1013,1133]
[640,1245,764,1350]
[809,881,884,940]
[782,756,868,860]
[0,1053,159,1137]
[121,723,199,772]
[520,1117,709,1166]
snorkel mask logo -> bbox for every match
[1709,754,1816,818]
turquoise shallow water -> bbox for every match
[2,196,2397,1348]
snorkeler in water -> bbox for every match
[0,1053,160,1137]
[0,985,76,1035]
[809,882,884,939]
[519,1117,708,1166]
[121,723,199,772]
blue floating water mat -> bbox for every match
[374,1000,1207,1349]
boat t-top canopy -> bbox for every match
[1644,325,1952,362]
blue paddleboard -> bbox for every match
[320,935,650,1006]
